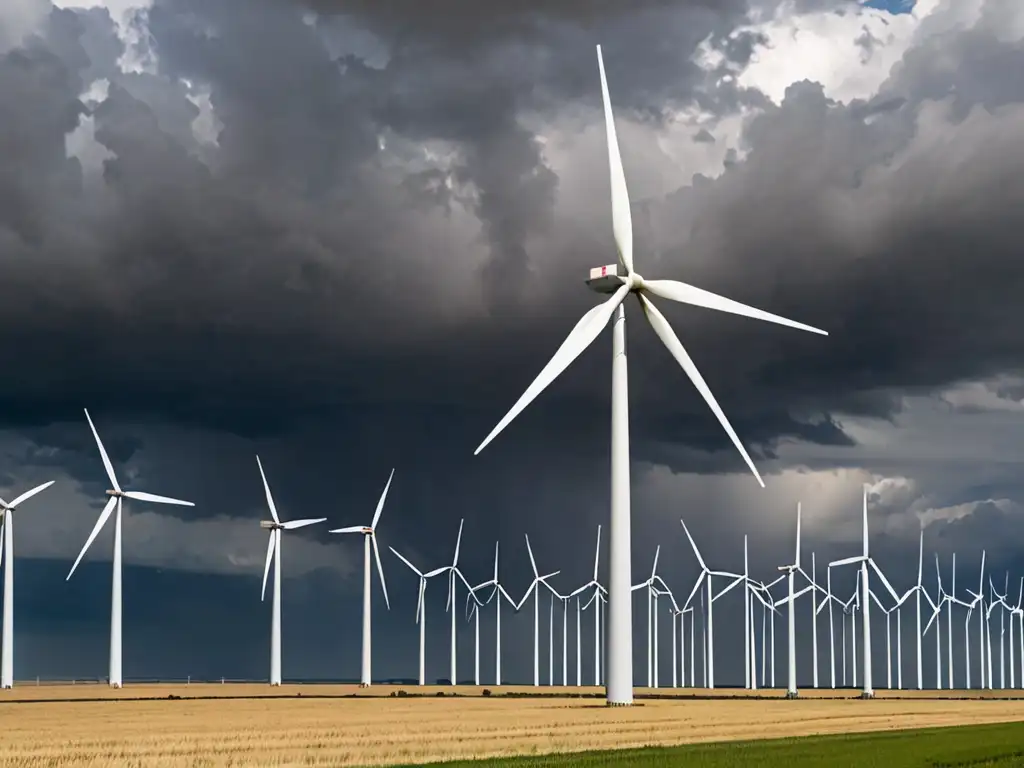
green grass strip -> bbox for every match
[394,720,1024,767]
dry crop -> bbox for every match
[1,684,1022,767]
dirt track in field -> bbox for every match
[2,684,1023,766]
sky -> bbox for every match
[0,0,1023,687]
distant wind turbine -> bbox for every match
[471,44,828,706]
[828,487,901,698]
[255,456,325,686]
[328,469,395,687]
[517,534,560,687]
[0,481,55,688]
[468,541,517,686]
[67,409,196,688]
[390,547,447,686]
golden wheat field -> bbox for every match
[1,684,1023,767]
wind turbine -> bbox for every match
[775,503,814,698]
[66,409,196,688]
[254,456,325,686]
[0,481,55,688]
[468,541,517,686]
[679,520,745,689]
[517,534,560,687]
[471,44,828,706]
[965,551,987,689]
[390,547,448,686]
[568,525,606,687]
[828,487,901,698]
[631,545,669,687]
[441,519,477,686]
[328,469,394,687]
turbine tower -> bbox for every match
[0,481,55,688]
[472,44,827,705]
[328,469,395,687]
[255,456,325,686]
[66,409,196,688]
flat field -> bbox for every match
[1,684,1023,767]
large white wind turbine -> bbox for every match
[0,481,55,688]
[66,409,196,688]
[390,547,448,686]
[517,534,560,687]
[255,456,325,686]
[828,487,901,698]
[471,45,828,706]
[328,469,394,687]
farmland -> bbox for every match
[1,684,1023,767]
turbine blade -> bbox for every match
[371,468,395,531]
[595,44,633,273]
[282,517,326,530]
[525,533,539,577]
[679,519,707,570]
[499,584,515,606]
[329,526,365,534]
[123,490,194,507]
[682,572,704,611]
[261,531,275,601]
[640,279,828,336]
[84,409,121,492]
[372,534,390,610]
[641,293,764,487]
[712,575,744,603]
[795,502,802,566]
[7,480,56,510]
[66,496,118,580]
[455,568,480,604]
[869,558,900,604]
[425,566,449,579]
[415,580,425,624]
[474,284,629,455]
[453,518,464,566]
[493,540,499,581]
[389,546,423,577]
[593,524,601,582]
[650,544,660,579]
[255,456,279,524]
[830,555,866,568]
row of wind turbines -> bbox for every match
[0,412,1017,696]
[252,470,1024,697]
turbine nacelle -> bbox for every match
[260,520,282,530]
[586,263,629,294]
[104,489,124,497]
